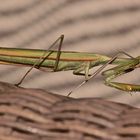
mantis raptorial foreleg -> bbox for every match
[67,51,138,96]
[15,35,64,86]
[103,58,140,92]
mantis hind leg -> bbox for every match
[36,35,64,71]
[103,59,140,92]
[15,35,64,86]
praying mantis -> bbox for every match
[0,35,139,96]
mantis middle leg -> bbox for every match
[67,52,138,96]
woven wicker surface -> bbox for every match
[0,0,140,107]
[0,81,140,140]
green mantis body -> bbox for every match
[0,46,140,95]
